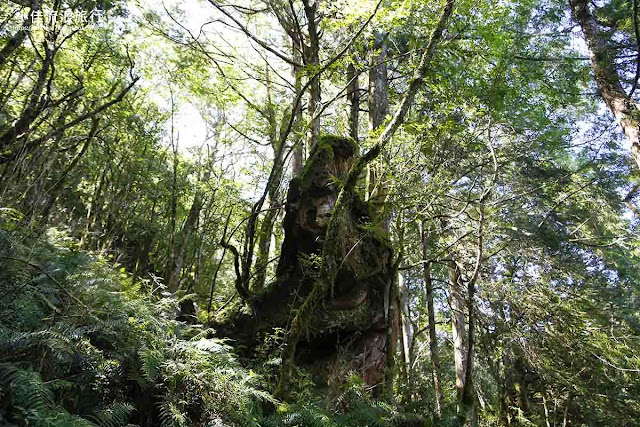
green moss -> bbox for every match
[302,136,358,181]
[318,134,358,158]
[356,222,391,249]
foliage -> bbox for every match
[1,0,639,425]
[0,228,270,426]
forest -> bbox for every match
[0,0,639,425]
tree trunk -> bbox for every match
[273,135,392,400]
[82,164,108,246]
[218,135,393,401]
[303,0,321,151]
[347,62,360,141]
[291,46,305,175]
[368,31,389,131]
[398,271,412,380]
[421,221,444,417]
[366,30,390,209]
[40,119,100,223]
[570,0,640,170]
[166,95,179,280]
[167,187,204,293]
[383,264,399,400]
[449,259,480,427]
[449,264,468,411]
[253,158,283,292]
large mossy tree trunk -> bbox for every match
[218,0,456,396]
[569,0,640,170]
[219,134,394,397]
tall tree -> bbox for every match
[569,0,640,169]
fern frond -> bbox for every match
[139,347,162,382]
[158,400,188,427]
[0,363,54,410]
[87,402,135,427]
[188,327,216,342]
[2,329,77,361]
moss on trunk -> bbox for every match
[217,134,394,401]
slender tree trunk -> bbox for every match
[347,62,360,141]
[398,271,411,377]
[458,203,485,426]
[367,30,390,207]
[570,0,640,169]
[421,221,444,417]
[450,261,477,426]
[82,164,108,246]
[384,264,398,400]
[253,208,278,292]
[449,265,468,404]
[132,199,157,284]
[207,209,233,315]
[303,0,321,151]
[291,46,304,175]
[253,161,283,292]
[254,65,286,292]
[368,31,389,131]
[397,269,415,403]
[40,119,100,223]
[167,187,204,293]
[166,92,178,287]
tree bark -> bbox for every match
[421,221,444,417]
[82,164,109,246]
[303,0,321,150]
[167,187,204,293]
[347,62,359,141]
[366,31,389,207]
[384,262,399,400]
[291,46,305,175]
[398,270,412,381]
[166,92,178,289]
[449,264,468,401]
[368,31,389,132]
[570,0,640,170]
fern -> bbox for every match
[0,363,54,411]
[158,400,188,427]
[139,347,163,382]
[86,402,135,427]
[0,363,100,426]
[0,229,273,427]
[1,329,77,361]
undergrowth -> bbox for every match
[0,227,270,426]
[0,226,426,426]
